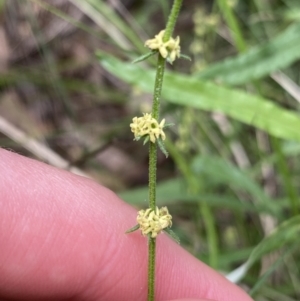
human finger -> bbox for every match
[0,149,253,301]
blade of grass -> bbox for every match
[217,0,247,52]
[70,0,131,50]
[271,137,299,215]
[98,54,300,142]
[249,243,298,296]
[192,154,279,216]
[25,1,75,118]
[226,215,300,283]
[73,0,144,52]
[29,0,102,40]
[196,22,300,85]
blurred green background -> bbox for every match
[1,1,300,300]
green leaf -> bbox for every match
[164,228,180,244]
[143,136,150,145]
[125,224,140,234]
[80,0,144,52]
[132,51,157,64]
[195,22,300,85]
[179,54,192,61]
[157,138,168,158]
[163,123,175,128]
[98,54,300,142]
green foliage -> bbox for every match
[132,51,157,64]
[98,54,300,142]
[96,3,300,296]
[3,1,300,299]
[196,22,300,85]
[192,155,279,216]
[227,216,300,286]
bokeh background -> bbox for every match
[1,1,300,300]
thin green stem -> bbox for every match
[152,55,166,120]
[149,55,166,210]
[163,0,183,42]
[147,1,182,300]
[149,142,157,210]
[147,46,165,301]
[148,238,156,301]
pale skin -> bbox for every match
[0,148,254,301]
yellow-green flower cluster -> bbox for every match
[130,113,166,143]
[145,30,180,63]
[137,206,172,238]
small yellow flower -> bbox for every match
[137,206,172,238]
[145,30,168,58]
[145,30,181,63]
[130,113,166,143]
[165,36,180,63]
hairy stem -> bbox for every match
[163,0,183,42]
[147,237,156,301]
[151,55,166,120]
[148,142,158,210]
[149,55,165,212]
[147,53,165,301]
[147,1,183,300]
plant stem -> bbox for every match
[147,237,156,301]
[147,53,165,301]
[149,55,165,211]
[151,54,166,120]
[147,1,183,300]
[148,142,158,210]
[163,0,183,42]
